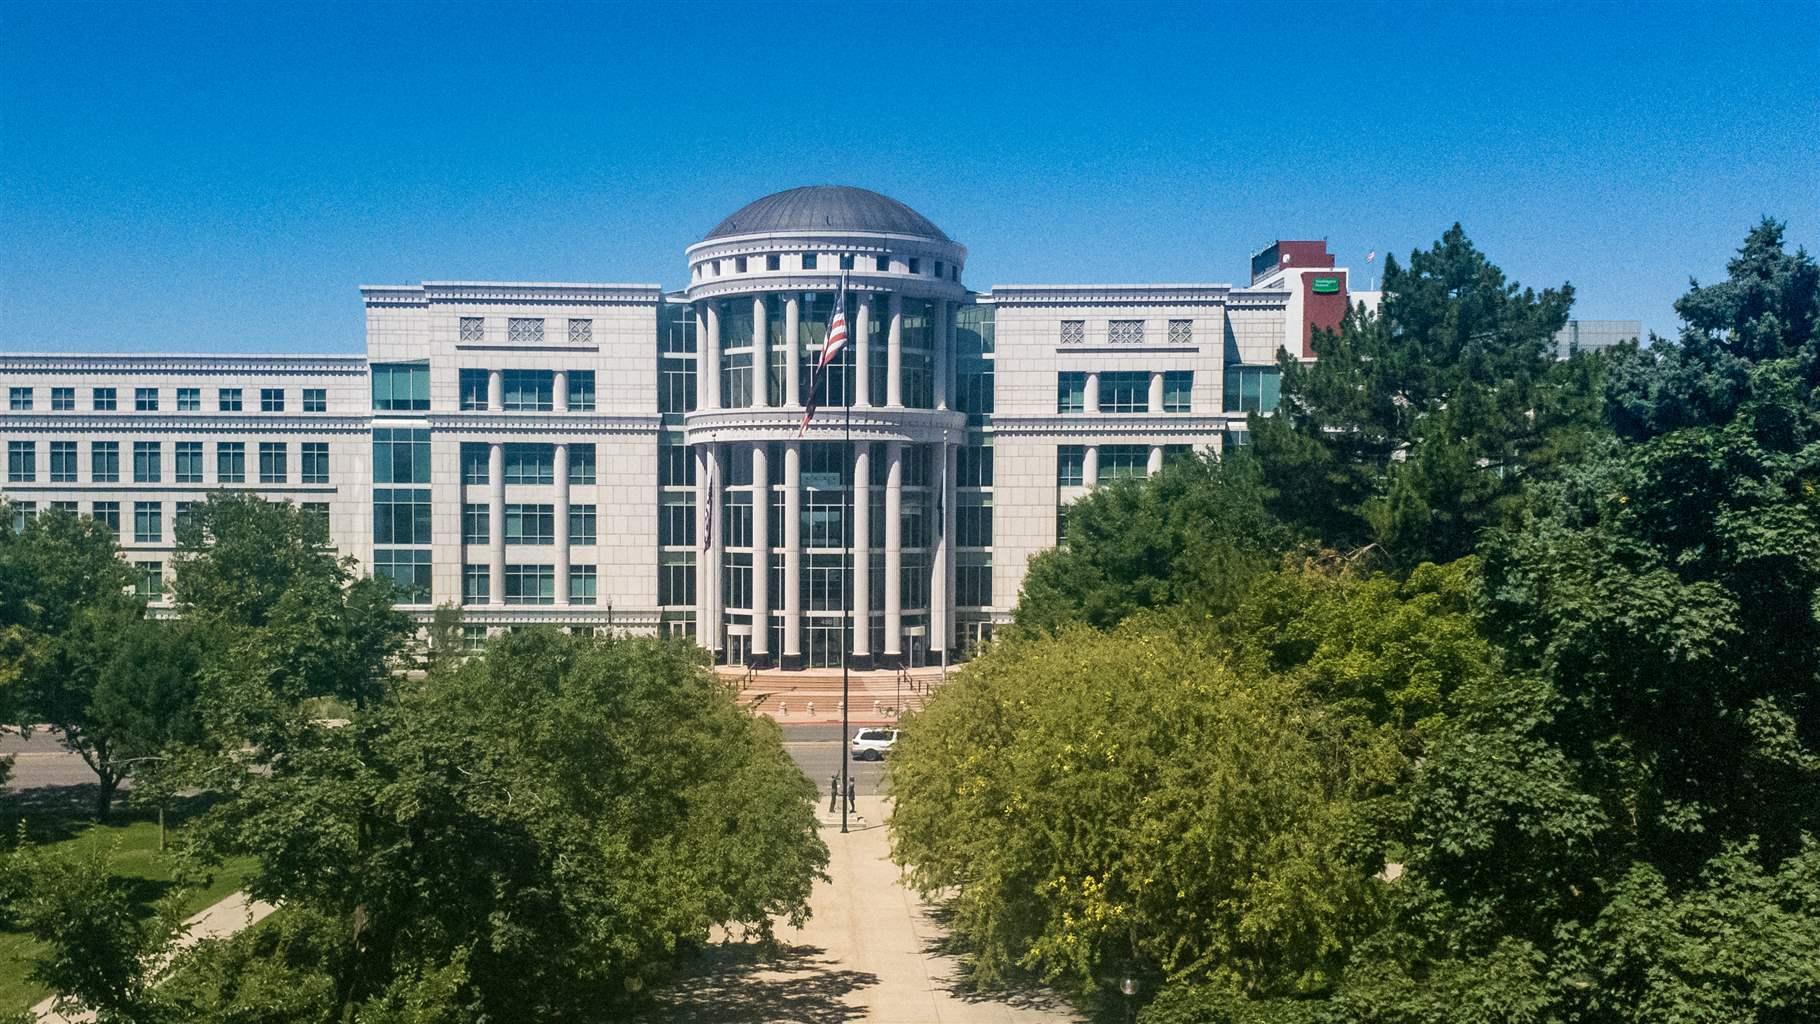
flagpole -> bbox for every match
[839,278,851,835]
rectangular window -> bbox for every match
[935,260,945,278]
[301,501,329,537]
[957,555,992,607]
[658,553,695,606]
[801,253,818,270]
[568,444,595,485]
[566,370,596,411]
[135,387,159,411]
[1099,371,1149,413]
[462,504,489,544]
[92,501,119,537]
[50,500,78,515]
[1163,370,1193,412]
[462,565,490,605]
[1059,319,1085,345]
[957,497,993,547]
[1108,319,1145,344]
[839,253,855,270]
[303,388,327,412]
[503,444,554,485]
[1223,365,1283,414]
[133,441,161,483]
[9,387,32,410]
[568,318,592,344]
[958,443,994,487]
[216,442,245,484]
[569,565,597,604]
[51,387,74,410]
[7,441,34,482]
[735,256,749,273]
[373,488,432,545]
[459,316,485,342]
[370,362,430,411]
[459,369,489,410]
[49,441,77,483]
[766,254,781,271]
[260,388,284,412]
[258,442,286,484]
[135,561,164,600]
[501,369,554,411]
[1098,444,1149,482]
[175,501,199,535]
[1057,372,1086,413]
[908,257,921,275]
[92,441,120,482]
[504,564,555,604]
[658,495,694,548]
[658,443,693,487]
[503,504,556,545]
[460,443,489,485]
[176,387,201,411]
[93,387,117,411]
[507,318,545,344]
[462,624,489,650]
[373,549,432,603]
[1168,319,1194,344]
[372,427,430,484]
[133,501,162,543]
[875,255,890,272]
[218,388,242,411]
[174,441,204,483]
[569,505,597,545]
[301,442,329,484]
[1057,446,1085,487]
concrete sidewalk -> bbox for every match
[644,796,1082,1024]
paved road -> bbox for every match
[1,729,101,792]
[782,724,891,807]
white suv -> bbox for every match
[850,728,900,761]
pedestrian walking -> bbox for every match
[846,775,857,813]
[829,773,840,813]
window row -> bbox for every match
[7,439,330,484]
[1056,371,1194,413]
[458,564,600,605]
[459,504,598,545]
[696,252,959,282]
[7,385,327,413]
[1056,444,1195,486]
[457,316,592,345]
[1057,318,1196,345]
[458,443,597,485]
[456,369,596,411]
[9,499,328,545]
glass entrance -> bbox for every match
[806,619,846,668]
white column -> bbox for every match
[488,369,503,412]
[933,299,950,410]
[554,369,569,413]
[753,295,770,408]
[1083,445,1100,488]
[783,442,803,665]
[554,443,571,604]
[751,442,770,663]
[708,443,726,660]
[855,294,874,408]
[703,302,722,411]
[784,296,801,407]
[695,445,713,650]
[1085,371,1101,414]
[884,441,903,663]
[887,292,904,408]
[931,442,955,658]
[851,442,871,661]
[1148,371,1164,414]
[1148,445,1164,477]
[488,442,506,604]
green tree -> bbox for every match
[180,629,826,1020]
[1251,225,1591,567]
[890,621,1403,999]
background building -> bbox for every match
[3,186,1356,669]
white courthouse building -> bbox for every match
[1,186,1357,670]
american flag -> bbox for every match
[699,453,714,552]
[798,273,850,435]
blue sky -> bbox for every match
[2,1,1815,353]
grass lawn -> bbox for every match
[0,796,257,1015]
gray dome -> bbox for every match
[705,186,950,242]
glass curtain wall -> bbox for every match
[719,298,755,408]
[799,292,857,409]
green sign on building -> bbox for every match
[1311,276,1341,294]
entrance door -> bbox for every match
[726,633,750,666]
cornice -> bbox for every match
[426,412,663,436]
[361,282,665,307]
[685,230,968,264]
[425,606,662,627]
[0,414,372,434]
[987,284,1235,307]
[682,406,968,446]
[0,354,367,375]
[683,272,968,304]
[985,413,1241,437]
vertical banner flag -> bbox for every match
[799,273,850,435]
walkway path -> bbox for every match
[642,796,1082,1024]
